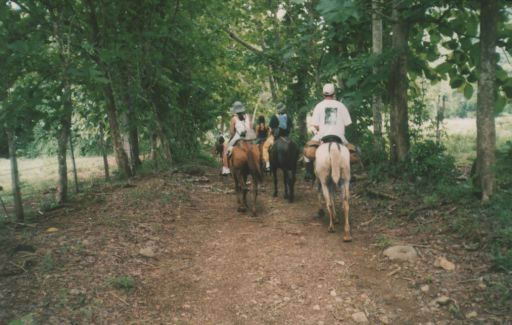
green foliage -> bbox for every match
[375,234,393,249]
[8,313,36,325]
[39,195,58,212]
[404,140,456,183]
[41,251,56,272]
[108,275,135,291]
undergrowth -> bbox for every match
[363,138,512,310]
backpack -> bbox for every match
[278,114,288,130]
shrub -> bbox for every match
[108,275,135,291]
[404,140,456,183]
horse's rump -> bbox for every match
[315,142,350,188]
[230,141,262,181]
[273,137,299,170]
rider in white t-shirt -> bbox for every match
[311,83,351,144]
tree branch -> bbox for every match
[223,28,264,54]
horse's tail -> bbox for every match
[329,143,343,189]
[247,146,263,182]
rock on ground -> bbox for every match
[435,256,455,271]
[352,311,369,323]
[383,245,418,262]
[139,247,156,258]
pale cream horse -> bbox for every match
[315,142,352,242]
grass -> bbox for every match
[0,156,115,205]
[375,234,394,248]
[443,114,512,165]
[108,275,135,291]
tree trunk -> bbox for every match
[150,132,159,162]
[69,131,79,193]
[99,122,110,180]
[56,77,73,203]
[372,0,384,151]
[121,84,141,171]
[84,0,131,178]
[56,113,71,203]
[476,0,498,201]
[153,104,173,163]
[290,67,308,144]
[436,95,446,144]
[6,130,24,222]
[389,4,410,162]
[129,123,141,169]
[268,65,278,102]
[104,84,132,178]
[126,107,141,170]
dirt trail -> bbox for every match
[2,168,493,324]
[141,172,444,324]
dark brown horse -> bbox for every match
[270,136,299,202]
[228,140,263,216]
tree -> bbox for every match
[388,1,411,162]
[475,0,499,201]
[372,0,384,151]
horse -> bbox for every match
[228,140,263,216]
[270,136,299,203]
[315,139,352,242]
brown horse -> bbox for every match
[228,140,263,216]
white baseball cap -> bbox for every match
[322,83,335,96]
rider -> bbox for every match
[262,102,293,171]
[304,83,352,177]
[215,136,230,176]
[227,101,250,157]
[255,115,268,144]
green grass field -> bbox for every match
[0,156,115,202]
[443,114,512,165]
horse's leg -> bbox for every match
[342,182,351,242]
[242,173,249,210]
[320,182,335,233]
[234,170,246,213]
[251,174,258,217]
[272,168,278,197]
[283,169,289,200]
[316,180,325,218]
[289,168,296,203]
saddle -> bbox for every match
[303,139,360,164]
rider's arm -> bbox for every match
[229,116,237,137]
[311,104,321,131]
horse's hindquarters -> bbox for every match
[315,143,352,240]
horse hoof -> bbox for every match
[328,227,335,233]
[343,235,352,242]
[237,207,247,213]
